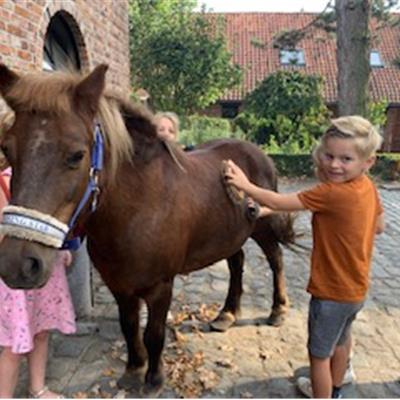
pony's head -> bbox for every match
[0,63,132,288]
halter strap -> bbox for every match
[62,124,104,250]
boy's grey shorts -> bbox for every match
[308,296,364,359]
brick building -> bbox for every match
[210,13,400,152]
[0,0,130,111]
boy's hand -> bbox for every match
[223,159,251,192]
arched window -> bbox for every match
[43,12,81,72]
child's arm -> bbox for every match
[376,212,385,235]
[224,160,306,212]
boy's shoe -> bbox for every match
[342,362,356,385]
[297,377,344,398]
[296,376,312,398]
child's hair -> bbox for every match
[154,111,180,136]
[0,112,14,170]
[313,115,383,164]
[0,111,15,135]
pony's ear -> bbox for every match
[0,64,20,106]
[74,64,108,117]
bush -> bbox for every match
[371,153,400,180]
[268,154,315,178]
[179,115,246,146]
[235,71,330,145]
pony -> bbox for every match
[0,64,294,396]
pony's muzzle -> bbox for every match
[0,238,54,289]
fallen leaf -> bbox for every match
[173,328,187,344]
[109,380,117,388]
[215,358,235,369]
[218,344,234,352]
[197,366,220,390]
[101,367,115,377]
[115,389,127,398]
[71,392,88,399]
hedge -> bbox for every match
[268,153,400,181]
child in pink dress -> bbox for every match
[0,167,76,398]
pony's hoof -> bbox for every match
[117,366,146,391]
[265,312,286,327]
[140,383,163,398]
[210,311,236,332]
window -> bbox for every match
[370,50,384,68]
[43,13,81,72]
[221,103,239,119]
[280,49,305,66]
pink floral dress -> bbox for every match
[0,250,76,354]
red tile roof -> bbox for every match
[216,12,400,104]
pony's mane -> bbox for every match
[5,70,149,178]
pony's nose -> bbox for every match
[21,256,43,281]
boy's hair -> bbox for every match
[313,115,383,163]
[154,111,180,135]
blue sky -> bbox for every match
[196,0,331,12]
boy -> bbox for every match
[224,115,385,398]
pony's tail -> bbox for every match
[269,212,312,255]
[268,212,297,246]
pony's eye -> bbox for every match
[66,151,85,168]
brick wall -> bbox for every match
[0,0,130,110]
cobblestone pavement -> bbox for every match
[14,179,400,398]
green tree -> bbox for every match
[129,0,242,115]
[235,71,330,148]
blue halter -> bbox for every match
[62,124,104,250]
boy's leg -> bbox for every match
[310,354,332,398]
[331,333,352,387]
[27,331,60,398]
[300,298,362,398]
[0,347,23,397]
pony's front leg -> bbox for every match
[142,279,173,398]
[114,294,147,391]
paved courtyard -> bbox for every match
[14,179,400,398]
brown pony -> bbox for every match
[0,64,294,396]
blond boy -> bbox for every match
[224,115,385,398]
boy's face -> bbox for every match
[156,117,177,142]
[319,137,374,183]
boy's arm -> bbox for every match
[224,160,306,212]
[376,212,385,235]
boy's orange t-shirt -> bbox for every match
[297,175,383,303]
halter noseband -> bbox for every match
[0,124,104,249]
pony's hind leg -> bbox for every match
[252,233,289,326]
[141,279,174,398]
[114,294,147,391]
[210,249,244,332]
